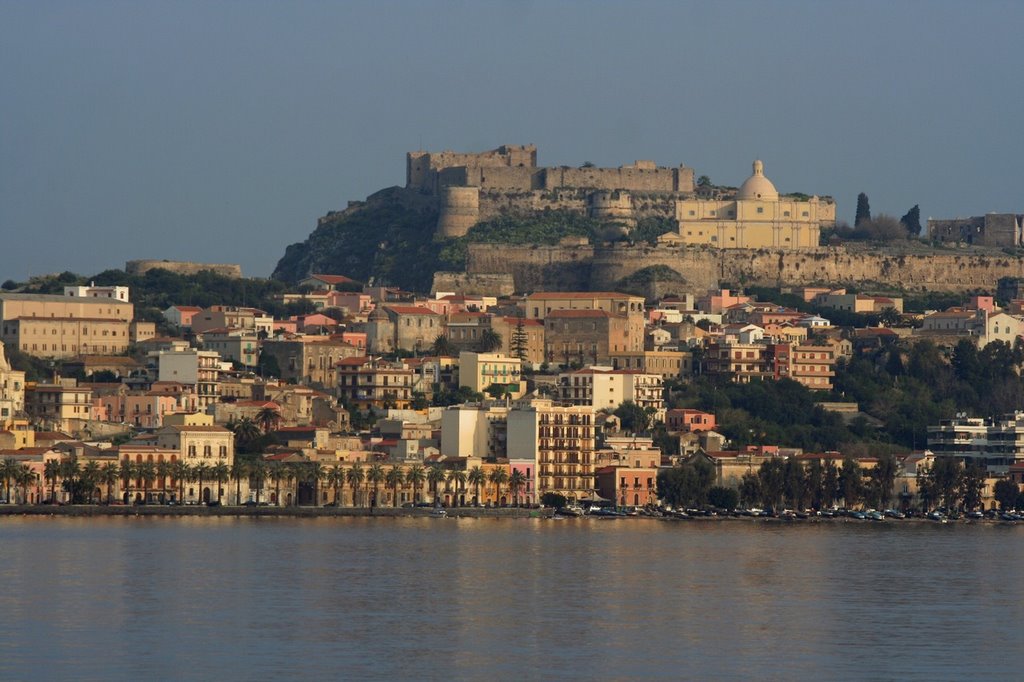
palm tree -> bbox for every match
[60,456,81,503]
[509,469,527,507]
[137,461,156,503]
[447,469,467,507]
[100,462,119,504]
[212,463,230,503]
[256,406,281,435]
[489,467,509,506]
[170,460,189,504]
[345,464,365,507]
[367,463,385,508]
[230,460,248,505]
[249,459,267,504]
[328,464,345,505]
[82,460,102,504]
[405,464,426,505]
[1,459,18,502]
[282,464,297,506]
[308,461,325,506]
[155,459,171,502]
[16,465,36,504]
[468,466,486,507]
[427,465,446,505]
[230,416,262,451]
[192,462,211,504]
[386,466,404,507]
[119,459,135,503]
[267,461,284,506]
[476,329,502,353]
[430,334,455,357]
[44,459,61,503]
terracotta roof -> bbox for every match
[546,309,611,319]
[338,356,371,367]
[501,317,543,326]
[171,306,202,312]
[527,292,637,300]
[308,274,356,284]
[384,305,439,316]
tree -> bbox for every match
[170,460,189,504]
[230,460,248,505]
[430,334,455,357]
[476,329,502,353]
[960,462,985,511]
[541,492,568,509]
[707,486,739,510]
[838,458,862,509]
[426,465,446,505]
[488,467,509,505]
[468,466,486,506]
[900,204,922,238]
[154,459,171,502]
[447,469,467,507]
[268,461,285,505]
[192,463,210,504]
[739,472,762,507]
[230,417,263,453]
[256,407,281,435]
[508,469,527,506]
[100,462,120,504]
[855,192,871,227]
[930,457,962,510]
[212,463,230,504]
[386,465,404,507]
[1,459,18,502]
[82,460,101,504]
[16,465,36,504]
[366,463,385,508]
[405,464,426,504]
[993,478,1019,510]
[614,400,655,434]
[657,459,716,508]
[44,459,61,503]
[758,459,786,511]
[137,461,156,503]
[697,175,712,187]
[328,464,345,506]
[305,461,325,506]
[871,453,898,509]
[345,464,365,507]
[509,315,529,361]
[249,459,267,504]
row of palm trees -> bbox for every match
[4,456,533,508]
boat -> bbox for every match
[429,508,448,518]
[557,505,584,517]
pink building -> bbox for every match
[700,289,751,314]
[665,408,716,433]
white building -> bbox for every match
[440,402,509,459]
[64,283,130,302]
[556,366,664,420]
[153,349,222,408]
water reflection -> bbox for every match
[0,517,1020,679]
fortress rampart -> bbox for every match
[464,243,1024,294]
[126,260,243,278]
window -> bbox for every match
[757,207,764,214]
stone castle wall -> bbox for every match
[466,243,1024,294]
[126,260,243,278]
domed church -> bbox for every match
[663,160,836,249]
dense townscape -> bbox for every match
[2,265,1024,520]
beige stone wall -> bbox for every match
[466,242,1024,294]
[125,260,243,278]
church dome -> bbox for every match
[737,160,779,201]
[368,306,389,322]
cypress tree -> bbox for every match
[855,193,871,227]
[900,204,922,237]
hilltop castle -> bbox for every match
[406,145,835,247]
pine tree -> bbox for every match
[900,204,922,237]
[855,193,871,227]
[509,314,528,361]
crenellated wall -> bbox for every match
[126,260,243,278]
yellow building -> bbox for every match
[665,160,835,249]
[458,351,524,398]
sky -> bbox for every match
[2,0,1023,282]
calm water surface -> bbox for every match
[0,517,1021,680]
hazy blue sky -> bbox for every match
[2,1,1022,281]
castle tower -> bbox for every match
[587,191,636,231]
[436,186,481,239]
[366,307,395,354]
